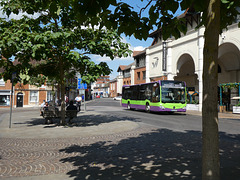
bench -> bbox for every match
[42,107,59,124]
[43,109,78,124]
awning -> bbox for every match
[0,90,11,95]
[231,97,240,100]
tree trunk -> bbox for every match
[59,57,66,125]
[202,0,220,179]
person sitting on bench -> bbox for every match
[66,100,77,123]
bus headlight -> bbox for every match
[183,106,186,110]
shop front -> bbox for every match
[0,90,10,106]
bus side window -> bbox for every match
[152,86,160,102]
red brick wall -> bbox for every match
[0,80,53,107]
[14,83,29,106]
[134,67,146,85]
[0,80,11,90]
[123,77,131,85]
[39,88,47,105]
[150,76,167,82]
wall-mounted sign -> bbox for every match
[152,57,159,68]
[77,78,87,89]
[162,42,167,71]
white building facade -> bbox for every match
[145,12,240,111]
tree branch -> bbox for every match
[139,0,153,17]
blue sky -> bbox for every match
[0,1,183,80]
[0,1,153,80]
[92,35,153,80]
[92,0,156,80]
[92,1,183,80]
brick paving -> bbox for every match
[0,126,155,179]
[0,108,240,179]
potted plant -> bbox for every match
[186,100,199,111]
[233,102,240,114]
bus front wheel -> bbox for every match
[145,103,150,113]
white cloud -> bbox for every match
[92,54,133,62]
[0,6,41,20]
[133,46,145,51]
[92,37,146,63]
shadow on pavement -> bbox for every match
[23,114,140,128]
[59,129,240,180]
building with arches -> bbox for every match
[119,8,240,112]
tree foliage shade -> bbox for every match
[0,0,132,83]
[1,0,240,179]
[0,0,132,125]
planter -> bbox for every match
[186,104,199,111]
[233,106,240,114]
[219,105,226,113]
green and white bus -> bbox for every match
[122,80,187,112]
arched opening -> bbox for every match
[175,54,199,104]
[218,43,240,111]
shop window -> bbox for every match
[0,95,10,106]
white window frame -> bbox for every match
[30,91,38,103]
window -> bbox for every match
[47,91,53,102]
[0,95,10,106]
[136,59,140,67]
[142,71,146,80]
[132,86,139,100]
[124,70,131,78]
[137,72,140,80]
[30,91,38,102]
[139,85,146,100]
[152,83,160,102]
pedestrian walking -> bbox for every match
[75,95,82,112]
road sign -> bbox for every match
[77,78,87,89]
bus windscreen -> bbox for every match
[161,81,186,103]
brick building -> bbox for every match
[0,78,54,108]
[92,76,110,98]
[133,51,146,84]
[109,78,118,98]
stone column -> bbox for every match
[166,41,174,80]
[131,65,135,85]
[146,48,150,83]
[117,75,123,95]
[197,27,205,112]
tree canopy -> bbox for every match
[1,0,240,179]
[0,0,132,124]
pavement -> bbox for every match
[0,107,239,180]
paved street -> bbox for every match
[0,98,240,180]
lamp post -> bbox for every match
[9,72,16,128]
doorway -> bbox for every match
[16,92,23,107]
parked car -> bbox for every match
[96,95,100,98]
[113,96,122,101]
